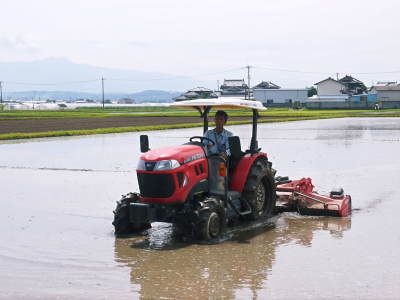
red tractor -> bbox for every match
[113,98,351,240]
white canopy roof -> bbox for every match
[170,97,267,110]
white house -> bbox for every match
[307,77,350,107]
[253,88,308,106]
[308,76,376,109]
[314,77,345,95]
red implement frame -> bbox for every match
[276,178,351,217]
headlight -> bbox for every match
[137,159,180,171]
[154,159,180,171]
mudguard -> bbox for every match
[229,152,268,193]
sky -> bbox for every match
[1,0,400,89]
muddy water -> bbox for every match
[0,117,399,299]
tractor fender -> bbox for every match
[229,153,268,193]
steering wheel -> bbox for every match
[189,136,215,146]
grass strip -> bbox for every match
[0,123,204,140]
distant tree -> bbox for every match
[292,101,302,110]
[307,86,317,97]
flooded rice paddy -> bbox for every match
[0,117,399,299]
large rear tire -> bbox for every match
[112,194,151,235]
[243,158,276,220]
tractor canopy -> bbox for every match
[171,97,267,153]
[170,97,267,112]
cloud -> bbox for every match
[126,41,149,48]
[86,40,149,49]
[0,36,40,53]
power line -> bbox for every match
[107,76,189,82]
[189,67,246,78]
[351,70,400,75]
[107,67,246,82]
[255,65,400,75]
[4,79,100,86]
[1,65,400,90]
[254,65,328,74]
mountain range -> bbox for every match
[0,57,213,101]
[4,90,181,103]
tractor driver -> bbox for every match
[203,110,233,160]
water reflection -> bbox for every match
[114,215,351,299]
[315,124,365,146]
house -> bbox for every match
[253,87,308,107]
[220,79,248,96]
[370,83,400,108]
[314,77,346,96]
[313,75,367,96]
[173,95,190,101]
[183,91,200,98]
[339,75,367,95]
[252,81,280,89]
[307,75,375,109]
[374,81,397,86]
[174,87,217,102]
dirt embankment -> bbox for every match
[0,116,261,134]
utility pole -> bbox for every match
[217,80,220,92]
[101,77,105,109]
[245,65,252,99]
[336,72,339,81]
[0,81,3,104]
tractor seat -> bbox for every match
[228,136,244,171]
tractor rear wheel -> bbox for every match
[194,201,225,240]
[112,195,151,235]
[243,158,276,220]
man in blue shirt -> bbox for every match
[203,110,233,159]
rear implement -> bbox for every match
[275,177,351,217]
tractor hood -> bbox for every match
[140,145,205,165]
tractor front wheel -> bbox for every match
[194,202,224,240]
[112,195,151,236]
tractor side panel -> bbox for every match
[229,153,268,193]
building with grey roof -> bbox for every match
[252,80,307,107]
[253,88,308,107]
[173,87,217,102]
[220,79,248,96]
[370,83,400,108]
[252,81,280,89]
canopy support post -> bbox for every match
[250,109,259,153]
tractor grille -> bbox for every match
[137,173,175,198]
